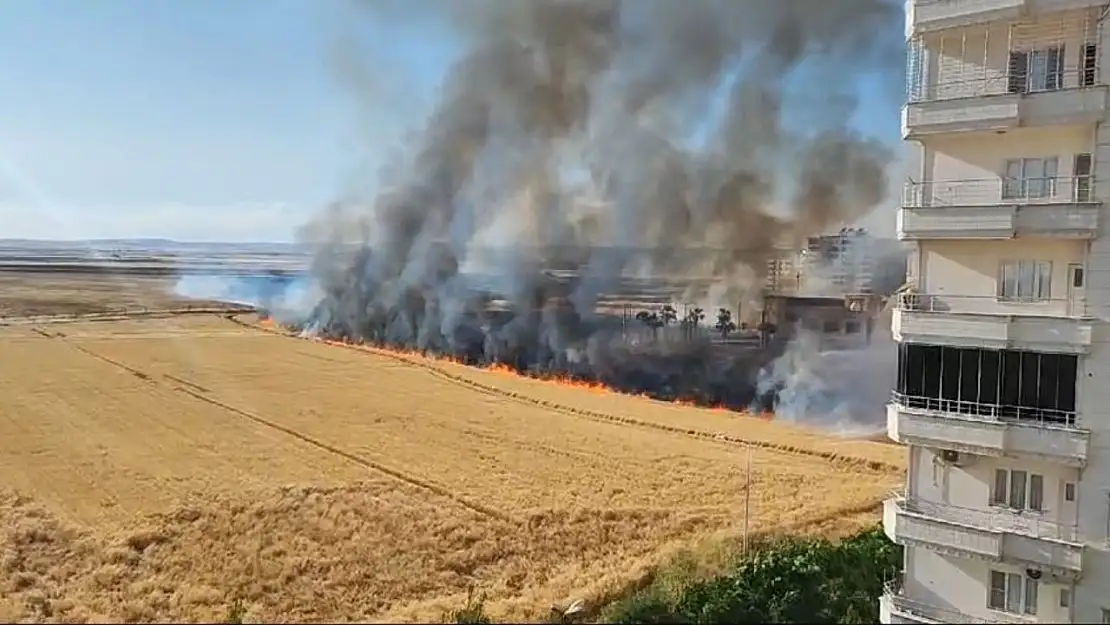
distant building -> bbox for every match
[765,228,904,298]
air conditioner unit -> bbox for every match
[939,449,974,466]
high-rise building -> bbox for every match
[883,2,1109,623]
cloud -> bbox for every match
[0,202,308,242]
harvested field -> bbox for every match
[0,272,233,318]
[0,312,904,623]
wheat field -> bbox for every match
[0,312,905,623]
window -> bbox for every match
[1029,474,1044,511]
[993,468,1044,511]
[999,260,1052,302]
[1073,267,1086,288]
[990,570,1038,615]
[1060,588,1071,608]
[1003,157,1059,200]
[1009,47,1065,93]
[1008,48,1064,92]
[1065,482,1076,502]
[845,321,861,334]
[1083,44,1098,87]
[895,344,1079,424]
[1103,608,1110,624]
[1075,153,1093,202]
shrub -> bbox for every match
[450,587,493,625]
[607,526,900,624]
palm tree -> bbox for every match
[715,307,736,341]
[680,306,705,341]
[659,304,678,341]
[660,304,677,326]
[635,310,662,340]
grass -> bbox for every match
[0,313,904,622]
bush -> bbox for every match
[607,526,900,624]
[450,587,493,625]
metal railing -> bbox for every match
[883,579,1034,624]
[896,292,1085,318]
[891,391,1079,427]
[907,67,1100,104]
[903,177,1096,208]
[893,490,1080,543]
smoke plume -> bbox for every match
[274,0,905,425]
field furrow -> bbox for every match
[0,313,905,623]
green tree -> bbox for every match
[714,308,736,341]
[608,526,901,625]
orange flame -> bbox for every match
[258,319,774,421]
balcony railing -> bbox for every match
[904,177,1095,208]
[891,391,1077,427]
[907,68,1097,104]
[897,292,1085,318]
[883,579,1034,624]
[896,491,1080,542]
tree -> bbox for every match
[606,526,901,625]
[658,305,678,341]
[660,304,678,327]
[635,310,663,340]
[714,308,736,341]
[681,307,705,341]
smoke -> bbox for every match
[756,322,898,433]
[195,0,905,428]
[175,273,320,325]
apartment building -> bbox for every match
[765,230,886,296]
[882,2,1110,623]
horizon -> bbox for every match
[0,0,904,243]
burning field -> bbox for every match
[250,0,906,424]
[0,310,904,623]
[0,0,910,620]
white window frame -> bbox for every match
[989,569,1038,615]
[991,468,1045,512]
[1010,46,1066,93]
[1003,157,1059,200]
[998,260,1052,302]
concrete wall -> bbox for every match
[918,238,1085,302]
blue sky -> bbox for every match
[0,1,902,242]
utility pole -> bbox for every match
[743,444,753,556]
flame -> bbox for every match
[254,318,774,421]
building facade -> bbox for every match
[883,2,1110,623]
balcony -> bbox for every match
[888,394,1089,466]
[899,178,1100,240]
[884,494,1083,578]
[893,293,1093,354]
[881,580,1035,624]
[903,74,1107,138]
[908,0,1108,34]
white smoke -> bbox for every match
[756,316,896,436]
[173,274,322,325]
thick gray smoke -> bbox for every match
[290,0,903,417]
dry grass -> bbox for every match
[0,312,905,623]
[0,273,225,318]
